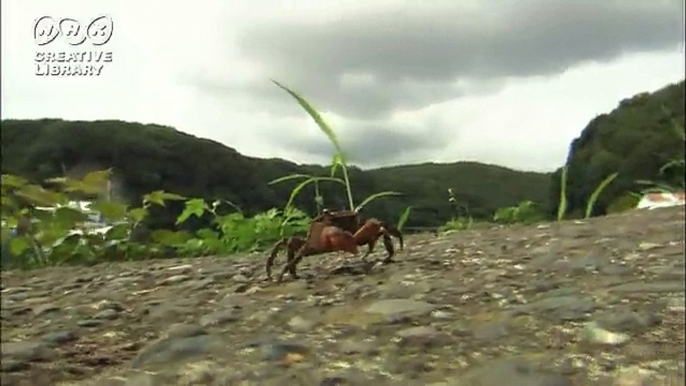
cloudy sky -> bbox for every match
[2,0,684,172]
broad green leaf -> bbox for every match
[268,174,312,185]
[128,208,149,223]
[584,172,619,219]
[151,229,193,246]
[354,191,402,213]
[36,227,71,246]
[9,235,31,256]
[2,174,29,188]
[15,184,66,207]
[82,169,112,185]
[143,190,186,207]
[4,216,19,228]
[54,207,90,226]
[104,223,130,241]
[90,200,129,222]
[176,198,208,225]
[196,228,220,241]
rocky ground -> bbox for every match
[1,207,685,386]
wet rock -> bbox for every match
[287,315,318,333]
[338,340,378,355]
[511,295,596,321]
[43,330,78,346]
[365,299,439,318]
[607,281,685,293]
[32,302,60,316]
[130,334,219,369]
[395,326,449,349]
[473,319,510,343]
[199,308,240,327]
[2,341,54,362]
[93,308,120,320]
[593,306,662,333]
[457,356,573,386]
[580,321,630,345]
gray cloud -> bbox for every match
[269,120,453,165]
[197,0,682,118]
[185,0,683,165]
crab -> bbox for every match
[265,209,404,283]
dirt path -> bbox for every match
[1,207,684,385]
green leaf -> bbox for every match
[1,174,29,188]
[143,190,186,207]
[584,172,619,219]
[104,223,130,241]
[177,198,208,225]
[128,208,149,224]
[151,229,193,246]
[9,236,31,256]
[15,184,67,207]
[35,227,71,246]
[354,191,402,213]
[397,205,413,231]
[53,206,90,224]
[89,200,129,222]
[82,169,112,185]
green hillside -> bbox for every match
[549,79,685,217]
[0,119,551,229]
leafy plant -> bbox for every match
[270,80,402,214]
[493,200,545,224]
[439,216,473,232]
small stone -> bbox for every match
[43,330,78,346]
[78,319,103,327]
[287,315,318,332]
[32,303,60,316]
[580,321,630,345]
[93,308,120,320]
[199,309,240,327]
[161,274,190,285]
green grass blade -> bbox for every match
[584,172,619,219]
[354,191,402,213]
[272,80,344,158]
[557,166,568,222]
[397,205,413,232]
[268,174,312,185]
[285,176,346,210]
[272,79,355,210]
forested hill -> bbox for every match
[549,79,685,217]
[0,119,551,228]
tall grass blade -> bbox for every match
[269,174,313,185]
[584,172,619,218]
[557,166,568,221]
[272,79,355,210]
[285,176,346,210]
[397,205,413,231]
[354,191,402,213]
